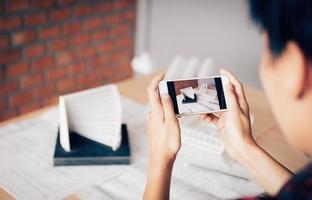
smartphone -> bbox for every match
[159,76,229,117]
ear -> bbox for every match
[279,42,307,99]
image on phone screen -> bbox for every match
[166,77,227,115]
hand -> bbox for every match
[200,69,257,163]
[147,73,181,167]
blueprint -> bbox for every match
[0,97,263,200]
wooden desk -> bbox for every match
[0,74,310,199]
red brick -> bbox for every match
[114,0,134,10]
[25,43,45,58]
[34,84,55,98]
[99,64,131,79]
[43,95,58,106]
[67,63,85,74]
[115,36,133,49]
[90,55,110,68]
[40,26,60,39]
[112,24,129,36]
[94,29,109,40]
[84,17,102,30]
[75,4,92,17]
[123,9,135,22]
[116,63,132,71]
[0,35,9,49]
[0,68,4,80]
[7,62,29,77]
[86,79,103,88]
[0,110,18,121]
[110,51,128,63]
[116,50,132,63]
[97,41,114,53]
[112,65,132,79]
[57,0,76,6]
[80,47,97,60]
[0,98,7,112]
[46,67,67,81]
[56,51,75,65]
[19,101,41,115]
[63,21,81,35]
[0,49,20,65]
[77,72,97,86]
[33,56,53,71]
[97,66,115,77]
[8,0,29,12]
[0,80,19,95]
[95,2,113,13]
[21,73,43,88]
[25,12,46,26]
[57,78,76,93]
[12,30,36,46]
[51,8,70,21]
[7,61,29,76]
[10,91,33,107]
[0,16,21,31]
[72,34,90,46]
[105,14,121,25]
[0,3,3,14]
[50,38,69,51]
[33,0,54,8]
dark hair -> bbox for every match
[248,0,312,60]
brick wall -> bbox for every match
[0,0,136,121]
[174,80,198,95]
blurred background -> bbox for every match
[0,0,262,122]
[135,0,262,86]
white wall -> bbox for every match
[136,0,263,88]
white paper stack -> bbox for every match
[59,84,122,152]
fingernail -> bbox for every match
[159,72,165,77]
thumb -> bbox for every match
[161,94,176,122]
[224,81,240,111]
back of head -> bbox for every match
[247,0,312,154]
[248,0,312,61]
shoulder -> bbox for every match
[276,162,312,199]
[240,163,312,200]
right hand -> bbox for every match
[200,69,258,163]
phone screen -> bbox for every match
[166,77,227,115]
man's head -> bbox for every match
[248,0,312,154]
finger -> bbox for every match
[220,69,249,115]
[146,112,151,134]
[200,114,206,120]
[220,78,240,112]
[212,112,221,118]
[161,94,177,122]
[147,73,165,117]
[212,111,226,118]
[201,113,219,124]
[219,70,242,112]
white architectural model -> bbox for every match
[59,84,122,152]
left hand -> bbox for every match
[146,73,181,168]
